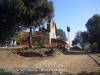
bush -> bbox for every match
[0,40,3,47]
[37,35,47,47]
[52,48,63,56]
[23,47,30,50]
[90,44,99,53]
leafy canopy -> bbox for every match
[85,14,100,52]
[56,28,67,42]
[67,26,70,32]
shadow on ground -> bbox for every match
[77,71,100,75]
[87,54,100,67]
[65,50,86,55]
[0,69,100,75]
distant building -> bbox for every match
[17,19,70,50]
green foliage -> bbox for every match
[21,0,55,48]
[39,26,42,31]
[72,31,89,50]
[67,26,70,32]
[72,14,100,52]
[72,31,82,46]
[0,40,3,47]
[14,31,26,45]
[0,0,26,46]
[41,25,45,30]
[0,0,55,47]
[23,47,30,50]
[37,35,47,47]
[21,0,54,27]
[14,35,26,43]
[86,14,100,43]
[56,28,67,42]
[85,14,100,52]
[39,25,45,31]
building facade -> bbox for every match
[17,19,70,50]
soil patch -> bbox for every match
[13,47,63,57]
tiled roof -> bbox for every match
[22,32,29,37]
[23,30,47,37]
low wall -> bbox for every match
[17,39,70,50]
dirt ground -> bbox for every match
[0,47,100,75]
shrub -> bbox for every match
[0,40,3,47]
[51,48,63,56]
[23,47,30,50]
[37,35,47,47]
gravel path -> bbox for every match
[0,49,100,75]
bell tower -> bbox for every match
[47,19,51,32]
[47,19,56,45]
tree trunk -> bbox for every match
[2,38,5,46]
[13,40,15,46]
[20,41,21,46]
[98,43,100,53]
[9,39,10,46]
[80,43,84,50]
[29,26,32,48]
[9,32,11,46]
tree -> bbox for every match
[0,40,3,47]
[39,26,42,31]
[67,26,70,32]
[67,26,70,46]
[0,0,54,48]
[0,0,26,46]
[41,25,45,30]
[21,0,54,48]
[72,31,88,50]
[39,25,45,31]
[56,28,67,42]
[85,14,100,52]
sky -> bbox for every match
[52,0,100,46]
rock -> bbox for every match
[12,51,16,54]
